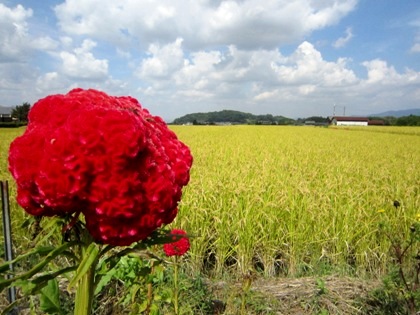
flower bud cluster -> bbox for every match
[163,229,190,256]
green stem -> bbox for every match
[174,256,179,315]
[74,243,97,315]
[145,261,155,315]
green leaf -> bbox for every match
[6,268,75,297]
[14,279,37,295]
[68,243,100,290]
[20,216,35,229]
[0,241,77,292]
[94,266,117,295]
[0,264,11,274]
[22,266,78,295]
[140,229,188,246]
[0,246,56,274]
[138,299,148,312]
[40,279,62,314]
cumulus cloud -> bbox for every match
[362,59,401,84]
[0,4,33,62]
[271,41,357,86]
[0,0,419,121]
[59,39,109,80]
[54,0,358,50]
[333,27,353,48]
[0,4,59,62]
[133,37,419,119]
[137,39,289,101]
[137,38,185,79]
[36,72,62,93]
[30,36,59,51]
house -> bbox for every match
[1,105,13,122]
[328,116,369,126]
[0,113,13,122]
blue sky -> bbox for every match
[0,0,419,121]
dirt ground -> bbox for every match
[207,275,382,315]
[251,276,379,314]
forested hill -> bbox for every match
[172,110,295,125]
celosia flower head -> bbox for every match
[163,229,190,256]
[8,88,193,246]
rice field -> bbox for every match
[1,125,419,280]
[171,125,420,278]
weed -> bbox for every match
[363,206,420,315]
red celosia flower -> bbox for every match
[163,229,190,257]
[8,88,193,246]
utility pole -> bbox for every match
[333,104,346,116]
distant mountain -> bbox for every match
[172,109,295,125]
[371,108,420,117]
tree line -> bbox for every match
[1,105,420,127]
[172,110,420,126]
[172,110,295,125]
[12,102,31,122]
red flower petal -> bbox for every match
[8,89,193,246]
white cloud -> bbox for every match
[333,27,353,48]
[59,39,109,80]
[0,4,59,62]
[299,84,317,95]
[174,50,223,88]
[411,43,420,53]
[143,4,176,29]
[271,41,357,86]
[36,72,62,92]
[361,59,401,84]
[30,36,59,51]
[133,37,419,120]
[137,39,290,102]
[54,0,358,50]
[137,38,185,79]
[410,31,420,53]
[305,0,358,29]
[0,0,419,121]
[0,4,33,62]
[254,90,278,101]
[60,36,74,47]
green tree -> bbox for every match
[12,102,31,122]
[395,115,420,126]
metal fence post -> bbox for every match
[1,180,17,312]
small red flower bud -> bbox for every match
[163,229,190,257]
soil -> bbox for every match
[252,276,379,314]
[210,275,381,315]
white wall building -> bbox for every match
[329,116,369,126]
